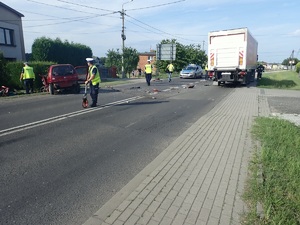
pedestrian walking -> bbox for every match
[144,59,153,86]
[20,62,35,94]
[85,58,101,107]
[166,62,174,82]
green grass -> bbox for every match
[243,117,300,224]
[257,71,300,90]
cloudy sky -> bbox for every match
[2,0,299,63]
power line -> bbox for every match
[126,0,186,11]
[56,0,115,13]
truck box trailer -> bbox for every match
[207,27,258,86]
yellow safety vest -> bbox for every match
[89,65,101,85]
[167,64,174,72]
[145,64,152,74]
[23,66,35,79]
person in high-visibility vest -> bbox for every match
[20,62,35,94]
[144,59,153,86]
[166,62,174,82]
[204,64,208,80]
[85,58,101,107]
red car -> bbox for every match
[44,64,80,95]
[74,66,88,84]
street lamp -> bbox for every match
[120,0,133,78]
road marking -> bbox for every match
[0,96,144,137]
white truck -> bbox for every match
[207,27,258,86]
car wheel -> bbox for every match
[49,83,54,95]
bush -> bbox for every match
[296,62,300,73]
[6,61,54,90]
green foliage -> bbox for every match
[282,57,299,66]
[156,39,207,74]
[123,47,139,77]
[6,61,54,90]
[32,37,92,66]
[296,62,300,73]
[0,52,10,86]
[105,47,139,77]
[244,117,300,224]
[105,48,122,75]
[257,71,300,90]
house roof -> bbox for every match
[0,2,24,17]
[139,52,156,56]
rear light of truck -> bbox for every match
[208,71,214,78]
[239,71,246,76]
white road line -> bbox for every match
[0,96,144,137]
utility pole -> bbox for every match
[289,50,294,70]
[202,40,205,52]
[120,0,133,78]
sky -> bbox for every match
[2,0,300,63]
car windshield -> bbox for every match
[52,65,74,76]
[185,66,196,70]
[75,67,87,75]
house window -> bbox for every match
[0,27,14,46]
[148,56,153,61]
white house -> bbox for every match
[0,2,25,61]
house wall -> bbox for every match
[138,54,156,74]
[0,3,25,61]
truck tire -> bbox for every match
[49,83,54,95]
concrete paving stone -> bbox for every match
[146,219,160,225]
[104,210,122,224]
[128,197,144,211]
[184,192,197,205]
[178,202,192,215]
[172,213,188,225]
[142,193,156,205]
[172,195,184,207]
[147,200,161,213]
[118,207,135,222]
[117,200,132,212]
[207,216,220,225]
[198,207,211,223]
[202,198,214,211]
[151,208,167,222]
[165,205,180,219]
[136,210,153,225]
[222,203,233,217]
[111,220,125,225]
[219,214,232,225]
[159,216,173,225]
[210,205,222,219]
[159,197,174,211]
[185,210,199,225]
[132,203,148,217]
[124,214,140,225]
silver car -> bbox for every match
[180,64,203,79]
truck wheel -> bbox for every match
[49,84,54,95]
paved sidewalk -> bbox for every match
[83,86,269,225]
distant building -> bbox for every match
[138,51,157,74]
[0,2,25,61]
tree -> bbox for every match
[156,39,207,73]
[282,57,299,66]
[123,47,139,77]
[32,37,92,66]
[105,47,139,77]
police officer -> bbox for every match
[166,62,174,82]
[144,59,153,86]
[20,62,35,94]
[256,64,264,79]
[85,58,101,107]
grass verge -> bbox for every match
[258,71,300,90]
[243,117,300,224]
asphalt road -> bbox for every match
[0,78,233,225]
